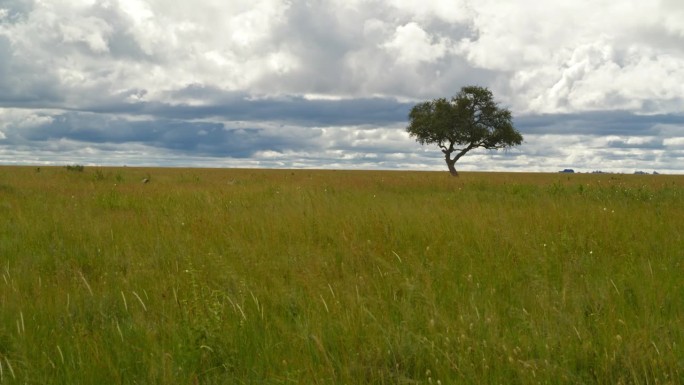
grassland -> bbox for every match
[0,166,682,384]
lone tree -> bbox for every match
[407,86,523,176]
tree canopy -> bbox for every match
[407,86,523,176]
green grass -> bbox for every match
[0,166,682,384]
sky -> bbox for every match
[1,0,683,173]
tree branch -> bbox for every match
[453,142,477,162]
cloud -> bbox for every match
[75,86,414,127]
[1,111,324,158]
[2,0,682,108]
[383,22,452,65]
[515,111,684,137]
[457,1,684,114]
[0,1,683,173]
[664,137,684,148]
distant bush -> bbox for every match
[65,164,85,172]
[93,169,105,181]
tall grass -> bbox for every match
[0,166,682,384]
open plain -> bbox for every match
[0,166,682,384]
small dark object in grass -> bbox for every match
[66,164,85,172]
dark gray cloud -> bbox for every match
[73,86,414,126]
[3,112,319,158]
[515,112,684,137]
[0,35,61,104]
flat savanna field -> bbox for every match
[0,166,682,384]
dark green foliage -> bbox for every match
[65,164,85,172]
[407,86,523,175]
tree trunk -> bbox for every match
[445,156,459,177]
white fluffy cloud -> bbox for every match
[5,0,680,110]
[383,22,452,65]
[457,0,684,114]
